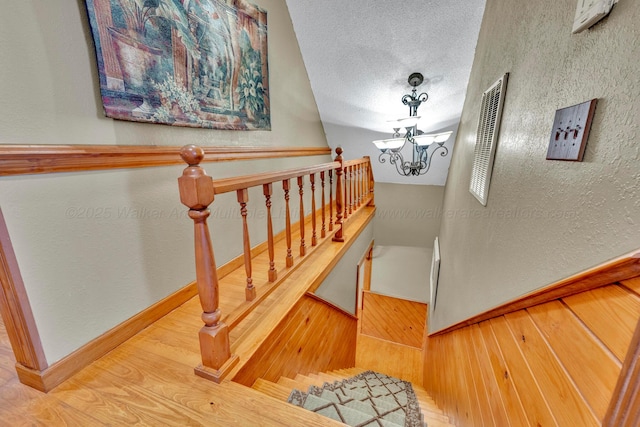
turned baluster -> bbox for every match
[366,157,374,205]
[282,179,294,268]
[344,166,353,215]
[310,173,317,246]
[298,176,306,256]
[332,147,345,242]
[329,170,334,231]
[361,163,366,203]
[237,188,255,301]
[351,165,355,215]
[364,162,369,203]
[178,145,236,382]
[364,161,370,202]
[354,164,362,210]
[263,183,277,282]
[343,165,349,221]
[349,165,356,214]
[320,171,326,238]
[360,164,365,205]
[355,164,361,208]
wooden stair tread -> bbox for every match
[308,372,343,384]
[330,367,367,377]
[293,374,323,390]
[411,386,439,405]
[277,376,306,391]
[252,378,292,401]
[223,381,345,426]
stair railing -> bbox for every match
[178,145,373,382]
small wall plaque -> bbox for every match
[546,99,597,161]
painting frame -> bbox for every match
[84,0,270,130]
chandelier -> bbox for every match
[372,73,452,176]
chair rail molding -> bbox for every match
[0,144,331,176]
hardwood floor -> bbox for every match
[0,207,378,425]
[0,301,357,426]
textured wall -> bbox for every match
[432,0,640,331]
[373,183,444,247]
[314,222,373,314]
[0,0,329,364]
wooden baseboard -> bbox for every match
[306,292,358,320]
[17,280,199,392]
[15,205,365,392]
[431,249,640,336]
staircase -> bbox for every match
[251,367,454,427]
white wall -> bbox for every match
[432,0,640,331]
[370,245,431,303]
[373,183,444,248]
[0,0,329,364]
[314,222,373,315]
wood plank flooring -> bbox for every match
[0,207,376,425]
[0,299,356,426]
[425,282,640,426]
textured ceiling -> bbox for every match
[285,0,486,183]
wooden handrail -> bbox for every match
[0,144,331,176]
[210,162,340,195]
[343,158,370,167]
[178,144,373,383]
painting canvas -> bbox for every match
[85,0,270,130]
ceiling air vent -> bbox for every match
[469,73,509,206]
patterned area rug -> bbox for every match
[287,371,425,427]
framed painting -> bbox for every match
[84,0,270,130]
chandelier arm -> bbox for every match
[373,72,450,177]
[418,143,449,176]
[378,150,411,176]
[378,151,389,164]
[389,150,412,176]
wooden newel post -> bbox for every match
[332,147,345,242]
[178,145,238,383]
